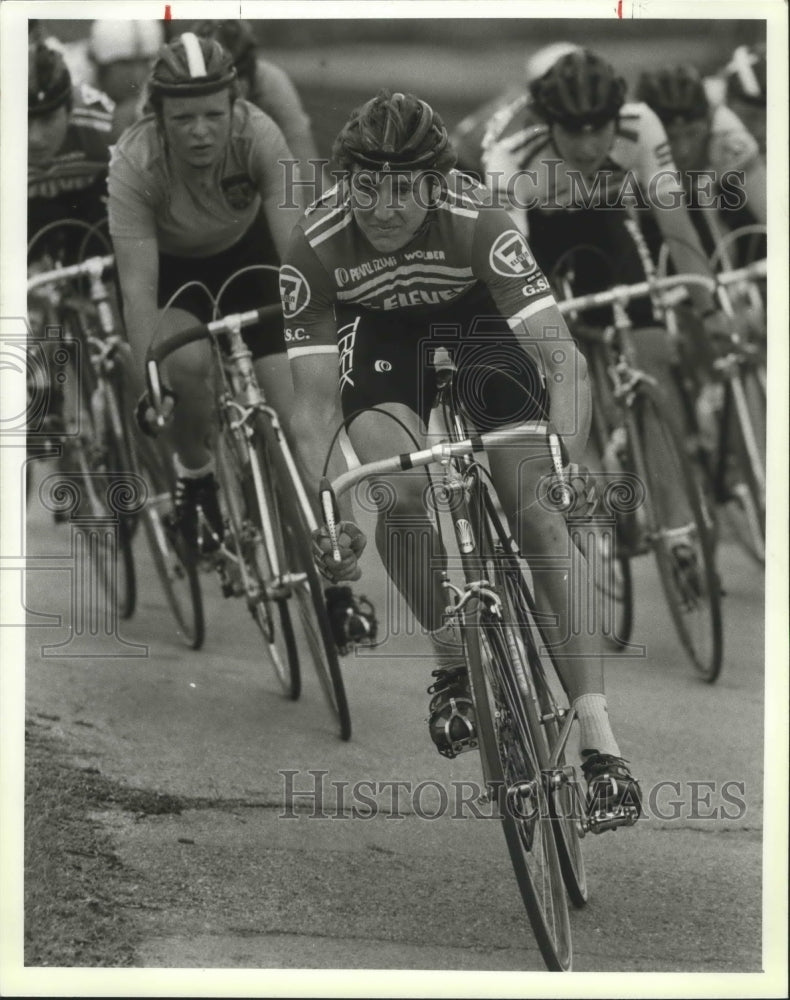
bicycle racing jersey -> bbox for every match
[481,98,684,224]
[108,99,293,257]
[279,171,556,358]
[28,82,115,237]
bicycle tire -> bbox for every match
[719,369,765,564]
[252,413,352,741]
[215,420,301,700]
[629,382,723,682]
[60,327,138,623]
[497,561,589,909]
[100,373,139,620]
[584,344,635,650]
[464,612,572,971]
[132,436,205,650]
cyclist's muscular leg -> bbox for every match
[153,309,214,469]
[346,404,447,632]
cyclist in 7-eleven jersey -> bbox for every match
[282,89,642,823]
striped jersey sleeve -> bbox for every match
[470,206,555,328]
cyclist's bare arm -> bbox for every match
[513,302,591,463]
[112,235,160,377]
[653,198,718,314]
[289,350,350,520]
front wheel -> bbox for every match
[253,414,351,740]
[629,382,723,682]
[131,436,204,650]
[464,614,572,971]
[215,422,300,700]
[719,370,765,564]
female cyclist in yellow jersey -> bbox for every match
[109,33,302,550]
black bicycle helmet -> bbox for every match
[29,41,72,116]
[147,31,237,107]
[332,89,456,173]
[725,44,766,107]
[530,49,626,129]
[636,66,709,124]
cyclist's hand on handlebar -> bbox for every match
[701,308,733,345]
[560,462,600,520]
[135,387,176,438]
[311,522,367,582]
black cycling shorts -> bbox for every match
[335,286,548,432]
[157,209,282,360]
[526,206,653,327]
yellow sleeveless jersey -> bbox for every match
[108,99,292,257]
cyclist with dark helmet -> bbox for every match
[281,88,642,822]
[452,42,581,182]
[637,64,765,233]
[28,40,116,257]
[482,49,724,314]
[108,32,303,554]
[476,48,738,617]
[192,19,324,193]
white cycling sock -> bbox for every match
[174,454,215,479]
[573,692,621,759]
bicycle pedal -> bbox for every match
[585,804,640,834]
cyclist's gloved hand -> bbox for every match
[311,522,367,582]
[561,462,599,520]
[701,308,733,355]
[135,386,176,438]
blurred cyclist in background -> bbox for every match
[87,20,165,137]
[28,40,115,259]
[637,63,766,253]
[705,44,766,155]
[193,19,326,195]
[452,42,581,180]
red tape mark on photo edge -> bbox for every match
[164,4,171,19]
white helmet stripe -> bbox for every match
[181,31,208,78]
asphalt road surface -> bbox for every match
[18,447,768,976]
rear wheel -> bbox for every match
[629,382,723,682]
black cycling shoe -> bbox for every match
[581,753,642,832]
[670,541,703,609]
[427,664,477,759]
[172,473,224,554]
[325,585,378,654]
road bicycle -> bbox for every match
[145,304,351,739]
[27,244,139,622]
[318,363,640,970]
[554,261,766,682]
[657,230,766,564]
